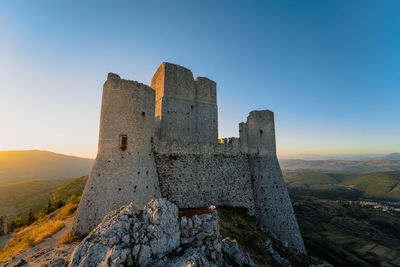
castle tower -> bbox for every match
[151,62,218,144]
[241,110,306,253]
[73,73,161,235]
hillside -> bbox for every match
[0,150,93,181]
[285,171,400,200]
[385,153,400,161]
[293,196,400,266]
[342,171,400,200]
[3,175,400,266]
[280,158,400,173]
[0,178,74,221]
[0,175,88,221]
[52,175,88,201]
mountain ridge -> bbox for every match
[0,150,93,181]
[280,155,400,173]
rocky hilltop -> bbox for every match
[69,199,256,266]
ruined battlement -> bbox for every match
[73,63,306,253]
[239,110,276,156]
[153,138,241,156]
[152,63,216,104]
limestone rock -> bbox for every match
[48,258,67,267]
[222,238,257,267]
[69,199,256,267]
[13,259,28,267]
[263,239,292,267]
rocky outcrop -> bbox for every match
[69,199,255,267]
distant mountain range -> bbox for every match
[0,150,94,180]
[280,153,400,173]
[279,153,400,161]
[278,153,388,161]
[385,153,400,161]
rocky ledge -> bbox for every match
[69,199,256,266]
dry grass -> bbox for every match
[0,195,79,262]
[59,231,81,244]
[53,202,78,220]
[218,207,312,266]
[0,220,65,261]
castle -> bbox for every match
[73,63,306,253]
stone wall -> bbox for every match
[249,156,305,253]
[0,216,7,235]
[153,140,255,213]
[152,134,305,253]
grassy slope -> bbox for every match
[53,175,88,201]
[342,171,400,199]
[285,171,400,200]
[0,201,79,262]
[0,150,93,181]
[285,172,339,185]
[0,178,75,220]
[0,220,65,262]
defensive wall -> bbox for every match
[153,139,255,214]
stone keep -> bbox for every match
[152,63,218,143]
[73,62,306,253]
[0,216,7,236]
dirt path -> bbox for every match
[0,235,12,251]
[2,218,78,267]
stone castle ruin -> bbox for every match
[73,62,305,253]
[0,216,7,236]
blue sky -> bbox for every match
[0,0,399,158]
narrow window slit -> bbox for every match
[120,135,127,151]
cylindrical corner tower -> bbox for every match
[73,73,161,235]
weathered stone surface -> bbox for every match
[152,62,218,144]
[244,111,306,253]
[264,239,292,267]
[69,199,255,267]
[222,238,257,267]
[153,140,256,214]
[72,75,161,235]
[47,257,67,267]
[13,259,28,267]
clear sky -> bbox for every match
[0,0,399,158]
